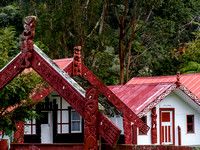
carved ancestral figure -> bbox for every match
[151,107,157,128]
[20,16,36,68]
[73,46,82,75]
[84,87,98,150]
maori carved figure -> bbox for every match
[84,87,98,150]
[20,16,36,68]
[176,72,180,88]
[73,46,82,75]
[151,107,157,144]
[123,115,132,144]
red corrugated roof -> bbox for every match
[127,73,200,99]
[108,82,174,114]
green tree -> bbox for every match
[0,27,47,137]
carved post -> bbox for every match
[14,121,24,143]
[176,72,181,88]
[84,87,98,150]
[123,115,132,144]
[73,46,82,75]
[151,107,157,144]
[20,16,36,68]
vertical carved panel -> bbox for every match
[84,87,98,150]
[73,46,82,75]
[123,115,132,144]
[20,16,36,68]
[151,107,157,144]
[14,122,24,143]
[98,113,121,147]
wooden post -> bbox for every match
[178,126,181,146]
[84,87,98,150]
[123,115,132,144]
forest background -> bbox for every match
[0,0,200,136]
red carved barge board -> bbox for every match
[0,44,121,147]
[82,65,150,134]
[0,53,24,89]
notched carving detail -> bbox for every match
[73,46,82,75]
[20,16,36,68]
[84,87,98,150]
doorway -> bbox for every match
[160,108,175,145]
[41,111,53,143]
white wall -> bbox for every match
[137,90,200,146]
[137,111,152,145]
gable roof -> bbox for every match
[108,82,174,115]
[109,74,200,118]
[127,73,200,99]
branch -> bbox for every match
[115,7,121,25]
[87,18,101,38]
[123,3,138,37]
[135,10,152,33]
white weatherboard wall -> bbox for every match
[138,89,200,146]
[137,111,152,145]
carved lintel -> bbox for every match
[123,115,132,144]
[20,16,36,68]
[84,87,98,150]
[151,107,157,144]
[73,46,82,75]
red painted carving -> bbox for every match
[82,64,149,134]
[84,87,98,150]
[73,46,82,75]
[176,72,180,88]
[123,115,132,144]
[0,54,25,89]
[31,50,121,146]
[132,125,137,144]
[14,121,24,143]
[151,107,157,144]
[32,50,86,116]
[98,113,121,147]
[20,16,36,68]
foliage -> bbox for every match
[0,26,47,136]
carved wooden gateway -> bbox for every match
[0,17,149,149]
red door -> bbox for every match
[160,109,174,145]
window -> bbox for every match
[71,110,82,133]
[24,117,36,135]
[56,97,69,134]
[187,115,194,133]
[139,116,147,135]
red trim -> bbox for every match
[178,126,181,145]
[159,108,175,145]
[186,115,194,133]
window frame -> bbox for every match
[70,109,82,133]
[56,97,69,134]
[24,117,36,135]
[187,115,194,134]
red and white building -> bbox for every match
[109,73,200,146]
